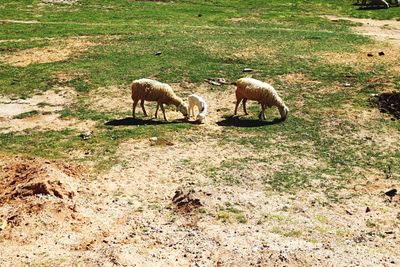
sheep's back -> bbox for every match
[236,78,277,104]
[132,79,176,102]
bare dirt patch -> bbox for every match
[88,85,132,113]
[325,15,400,48]
[42,0,79,4]
[0,86,95,133]
[0,37,96,67]
[319,44,400,68]
[0,86,76,117]
[232,45,276,60]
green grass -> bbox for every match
[0,0,399,197]
[216,203,248,224]
[13,110,39,119]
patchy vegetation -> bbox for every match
[0,0,399,266]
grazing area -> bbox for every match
[0,0,399,266]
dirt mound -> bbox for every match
[0,156,81,203]
[370,92,400,119]
[172,188,203,213]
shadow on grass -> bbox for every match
[105,117,185,126]
[217,116,283,127]
[357,6,392,10]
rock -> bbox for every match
[0,219,7,231]
[243,68,253,72]
[367,53,373,57]
[155,51,162,56]
[79,131,92,140]
[172,188,202,212]
[149,137,174,146]
[385,188,397,198]
[204,78,226,86]
[344,82,351,87]
[379,51,385,56]
[205,79,221,86]
[366,207,371,213]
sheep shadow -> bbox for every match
[357,6,392,9]
[105,117,184,126]
[216,116,283,128]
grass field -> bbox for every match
[0,0,399,265]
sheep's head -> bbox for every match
[177,103,189,119]
[279,106,289,121]
[196,113,206,124]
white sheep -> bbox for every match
[234,77,289,121]
[131,78,188,121]
[188,94,207,124]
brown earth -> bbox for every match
[0,86,95,133]
[0,37,96,67]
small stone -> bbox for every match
[344,82,351,87]
[79,131,92,140]
[198,14,202,17]
[366,207,371,213]
[243,68,253,72]
[385,189,397,198]
[367,53,373,57]
[0,219,7,231]
[155,51,162,56]
[379,51,385,56]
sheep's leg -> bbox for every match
[132,99,139,118]
[258,104,266,120]
[189,106,194,118]
[242,99,249,115]
[160,103,167,121]
[234,97,243,115]
[154,103,159,118]
[140,100,148,117]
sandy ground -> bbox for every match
[0,16,400,266]
[324,15,400,48]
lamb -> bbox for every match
[234,77,289,121]
[131,78,188,121]
[188,94,207,124]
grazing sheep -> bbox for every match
[234,77,289,121]
[131,78,188,121]
[188,94,207,124]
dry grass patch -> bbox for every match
[200,39,276,60]
[278,73,320,86]
[87,85,131,113]
[319,44,400,69]
[232,45,276,60]
[0,37,96,67]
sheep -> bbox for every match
[234,77,289,121]
[188,94,207,124]
[131,78,188,121]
